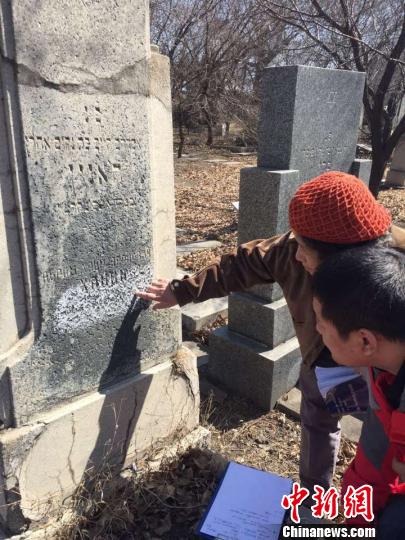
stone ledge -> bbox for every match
[182,297,228,332]
[176,240,222,254]
[278,387,363,443]
[228,293,295,348]
[0,348,199,534]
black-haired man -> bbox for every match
[312,246,405,536]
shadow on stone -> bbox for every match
[79,297,153,494]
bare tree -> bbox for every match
[151,0,291,155]
[261,0,405,195]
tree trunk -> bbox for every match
[206,123,213,146]
[368,154,386,197]
[366,107,387,197]
[177,110,185,159]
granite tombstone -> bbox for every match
[1,0,182,425]
[209,65,370,410]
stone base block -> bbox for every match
[0,348,199,535]
[248,282,284,303]
[278,388,363,443]
[228,293,295,347]
[238,168,301,244]
[181,297,228,332]
[350,159,371,186]
[208,326,301,411]
[386,169,405,187]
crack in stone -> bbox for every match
[67,413,77,486]
[0,52,149,96]
[123,392,138,459]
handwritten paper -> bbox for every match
[198,462,292,540]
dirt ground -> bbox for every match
[54,394,356,539]
[176,147,405,273]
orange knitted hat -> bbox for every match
[289,171,391,244]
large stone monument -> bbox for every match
[209,65,369,410]
[0,1,199,534]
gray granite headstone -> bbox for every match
[243,65,368,304]
[0,0,180,425]
[209,65,368,410]
[258,65,366,182]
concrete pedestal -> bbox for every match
[0,348,199,535]
[209,328,301,410]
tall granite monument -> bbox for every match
[0,0,199,534]
[209,65,370,410]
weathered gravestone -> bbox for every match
[386,134,405,187]
[386,96,405,187]
[209,65,370,410]
[0,1,199,533]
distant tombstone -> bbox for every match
[386,135,405,187]
[209,65,368,410]
[257,65,367,183]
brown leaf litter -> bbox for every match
[51,396,356,539]
[175,154,405,273]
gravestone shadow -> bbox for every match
[77,296,154,501]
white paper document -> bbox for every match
[198,462,292,540]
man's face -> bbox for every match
[312,297,364,366]
[294,234,321,275]
[313,297,405,373]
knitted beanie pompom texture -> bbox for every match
[288,171,391,244]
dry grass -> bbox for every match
[50,393,357,538]
[53,449,220,540]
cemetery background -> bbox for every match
[2,59,403,540]
[174,144,405,277]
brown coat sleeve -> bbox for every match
[170,231,294,306]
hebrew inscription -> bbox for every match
[297,133,349,173]
[20,88,153,328]
[2,0,183,426]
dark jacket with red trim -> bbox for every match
[342,366,405,525]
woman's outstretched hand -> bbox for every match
[135,278,178,310]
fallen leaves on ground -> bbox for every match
[378,188,405,227]
[185,315,228,346]
[176,154,405,273]
[175,154,255,272]
[55,396,357,538]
